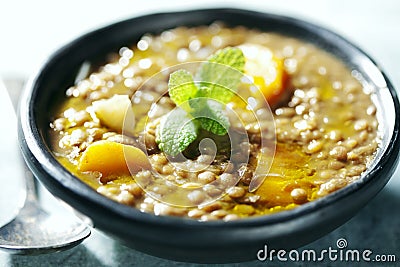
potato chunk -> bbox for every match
[92,95,135,135]
[78,140,151,176]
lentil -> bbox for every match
[290,188,308,204]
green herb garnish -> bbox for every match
[156,47,245,156]
[156,108,199,156]
[168,69,198,106]
[192,99,230,135]
[198,47,245,104]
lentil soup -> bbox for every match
[49,23,380,221]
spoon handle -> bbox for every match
[0,79,26,226]
[21,163,40,207]
[3,78,40,204]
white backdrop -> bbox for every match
[0,0,399,89]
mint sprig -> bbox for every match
[156,47,245,156]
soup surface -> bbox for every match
[50,23,380,221]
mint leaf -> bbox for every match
[191,99,230,135]
[207,47,245,72]
[168,69,198,106]
[198,47,245,104]
[196,82,234,104]
[156,47,246,156]
[156,108,198,156]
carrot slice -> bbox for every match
[239,43,288,107]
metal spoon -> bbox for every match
[0,79,91,255]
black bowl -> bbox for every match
[19,8,400,263]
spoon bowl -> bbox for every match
[0,169,91,255]
[0,79,91,255]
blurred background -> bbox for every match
[1,0,399,85]
[0,0,399,266]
